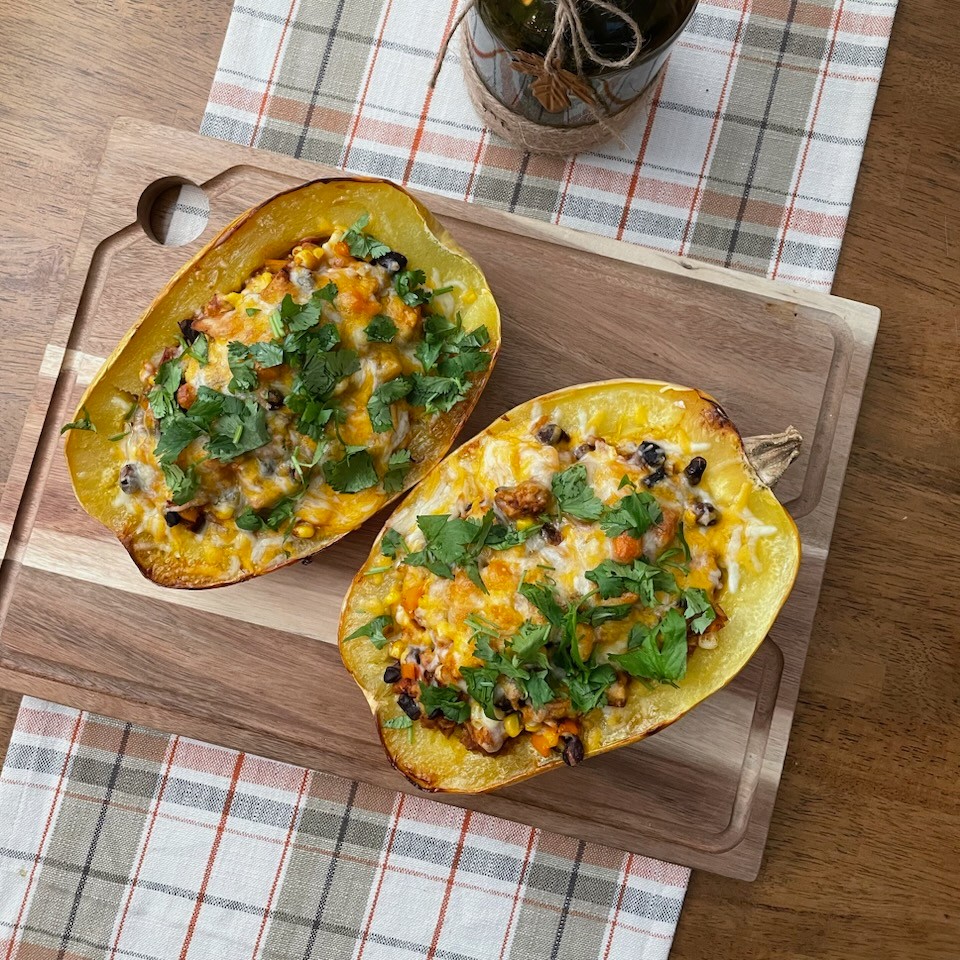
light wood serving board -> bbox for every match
[0,118,879,880]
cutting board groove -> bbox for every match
[0,118,879,880]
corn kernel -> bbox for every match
[385,588,400,606]
[503,714,521,738]
[388,640,405,660]
[211,502,234,521]
[516,517,534,531]
[292,522,316,539]
[293,246,323,269]
[248,271,272,293]
[462,289,477,305]
[223,292,242,308]
[524,720,542,733]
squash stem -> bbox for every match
[743,427,802,487]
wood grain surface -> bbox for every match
[0,119,879,880]
[1,0,957,956]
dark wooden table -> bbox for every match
[2,2,958,956]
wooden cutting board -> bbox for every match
[0,118,879,880]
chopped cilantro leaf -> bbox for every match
[248,341,284,368]
[154,414,203,464]
[188,387,233,431]
[383,714,414,743]
[205,399,269,462]
[408,374,469,414]
[299,348,359,398]
[509,621,552,659]
[161,462,200,505]
[486,521,543,551]
[611,608,688,685]
[268,310,284,337]
[681,587,716,634]
[419,683,470,723]
[381,529,405,558]
[394,268,430,306]
[578,602,634,626]
[383,448,413,493]
[601,488,663,539]
[147,358,183,420]
[345,614,393,649]
[403,512,492,588]
[585,558,677,606]
[368,376,412,433]
[247,307,261,317]
[383,714,413,729]
[227,341,258,392]
[324,445,378,493]
[61,406,96,435]
[518,581,565,627]
[235,508,265,531]
[178,332,208,366]
[285,285,337,333]
[343,213,391,261]
[364,314,398,343]
[524,670,555,709]
[565,663,617,713]
[552,464,604,521]
[460,664,500,720]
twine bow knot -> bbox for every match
[431,0,645,115]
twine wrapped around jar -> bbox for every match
[431,0,697,156]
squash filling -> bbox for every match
[113,216,492,575]
[344,413,782,766]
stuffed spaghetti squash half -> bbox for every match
[339,380,801,793]
[63,179,500,588]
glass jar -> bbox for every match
[466,0,699,128]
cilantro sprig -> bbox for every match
[601,479,663,538]
[585,558,678,606]
[419,683,470,723]
[61,406,97,435]
[551,464,604,522]
[611,608,688,686]
[368,377,413,433]
[343,214,391,261]
[345,615,394,649]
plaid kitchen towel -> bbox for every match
[0,698,689,960]
[201,0,897,290]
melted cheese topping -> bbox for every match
[368,415,778,758]
[116,231,487,575]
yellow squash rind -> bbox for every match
[64,178,500,588]
[339,379,801,794]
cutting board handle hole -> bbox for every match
[137,178,210,247]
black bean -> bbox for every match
[371,251,408,273]
[562,735,585,767]
[536,422,569,446]
[383,664,401,684]
[163,510,181,527]
[494,697,512,713]
[573,440,596,459]
[643,466,666,487]
[692,499,720,526]
[541,522,562,545]
[178,317,199,344]
[638,441,666,467]
[398,693,421,720]
[684,456,707,485]
[266,389,285,410]
[119,463,139,494]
